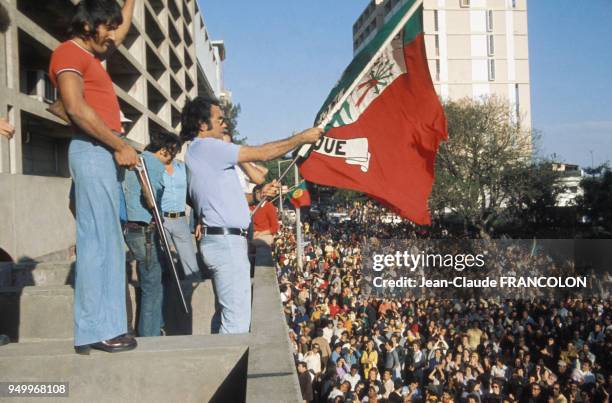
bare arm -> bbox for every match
[0,118,14,139]
[57,72,138,167]
[115,0,136,47]
[239,162,267,185]
[136,169,155,210]
[237,128,322,163]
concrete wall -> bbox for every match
[194,10,223,97]
[0,173,74,261]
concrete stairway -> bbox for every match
[0,260,216,342]
[0,249,302,402]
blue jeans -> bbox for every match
[69,135,127,346]
[125,226,164,337]
[163,216,201,281]
[199,234,251,334]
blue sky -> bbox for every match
[198,1,612,168]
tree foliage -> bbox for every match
[576,164,612,235]
[431,96,561,236]
[220,101,246,144]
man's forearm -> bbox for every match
[65,102,126,151]
[116,0,136,47]
[239,162,266,184]
[240,134,303,163]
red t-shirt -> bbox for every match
[250,202,280,234]
[49,40,121,133]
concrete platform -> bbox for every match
[0,336,249,403]
[0,247,302,402]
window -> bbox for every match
[435,35,440,56]
[43,74,57,103]
[460,0,470,7]
[512,0,517,8]
[515,84,520,118]
[487,35,495,56]
[486,10,493,32]
[488,59,496,81]
[434,10,439,31]
[435,60,441,82]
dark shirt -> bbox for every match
[298,371,313,402]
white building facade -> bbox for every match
[353,0,531,128]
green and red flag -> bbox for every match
[299,0,447,225]
[288,181,311,209]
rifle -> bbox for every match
[136,156,189,314]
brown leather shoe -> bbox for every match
[75,335,137,355]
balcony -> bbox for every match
[107,49,141,99]
[18,30,55,104]
[16,0,73,42]
[20,111,70,178]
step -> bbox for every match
[0,280,215,342]
[1,261,75,287]
[0,335,249,402]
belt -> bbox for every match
[163,211,186,218]
[203,226,248,237]
[125,221,154,231]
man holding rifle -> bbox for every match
[49,0,137,354]
[124,131,182,337]
[180,96,322,334]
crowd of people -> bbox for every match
[2,3,611,402]
[275,201,611,403]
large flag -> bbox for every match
[299,0,447,225]
[288,181,311,209]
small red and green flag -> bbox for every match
[288,182,311,209]
[299,0,447,225]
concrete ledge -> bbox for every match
[245,248,302,403]
[0,336,249,403]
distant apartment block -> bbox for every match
[353,0,531,128]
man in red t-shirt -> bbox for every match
[250,184,281,246]
[48,0,137,354]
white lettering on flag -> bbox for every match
[312,136,371,172]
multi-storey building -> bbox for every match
[353,0,531,127]
[0,0,227,260]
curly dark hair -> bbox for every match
[180,96,220,142]
[68,0,123,40]
[0,3,10,33]
[144,130,182,157]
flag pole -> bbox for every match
[278,160,284,217]
[295,163,304,271]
